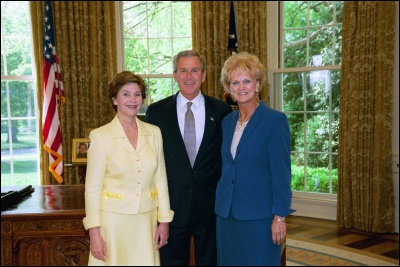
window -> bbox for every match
[1,1,40,186]
[121,1,192,114]
[269,1,343,198]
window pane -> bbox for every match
[283,72,305,112]
[1,1,39,186]
[334,25,343,65]
[1,160,12,186]
[1,120,10,147]
[307,70,332,111]
[11,159,39,185]
[172,37,192,57]
[287,113,304,152]
[125,39,149,73]
[123,0,192,112]
[283,2,307,28]
[1,1,30,37]
[1,45,4,76]
[1,81,8,118]
[9,81,36,117]
[149,39,172,73]
[172,2,192,37]
[305,154,330,193]
[123,2,148,38]
[306,113,330,154]
[148,1,171,38]
[283,1,343,68]
[309,27,333,66]
[147,78,176,103]
[283,29,307,68]
[309,1,334,26]
[11,119,37,152]
[291,153,305,191]
[274,68,340,195]
[331,70,341,111]
[4,39,32,76]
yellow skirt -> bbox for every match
[88,209,159,266]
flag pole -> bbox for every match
[225,1,239,110]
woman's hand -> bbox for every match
[89,227,107,261]
[154,222,169,250]
[271,217,286,245]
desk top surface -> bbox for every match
[1,185,85,217]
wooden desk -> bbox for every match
[1,185,89,266]
[1,185,285,266]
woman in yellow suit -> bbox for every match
[83,71,174,266]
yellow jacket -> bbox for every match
[83,115,174,230]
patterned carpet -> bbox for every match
[286,237,399,266]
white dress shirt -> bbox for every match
[177,92,205,154]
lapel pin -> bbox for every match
[210,117,214,121]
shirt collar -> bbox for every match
[177,91,203,111]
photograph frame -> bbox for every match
[84,128,95,139]
[72,138,90,164]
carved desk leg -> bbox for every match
[1,221,13,266]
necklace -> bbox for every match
[235,103,259,132]
[235,113,253,132]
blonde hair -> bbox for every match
[220,52,266,96]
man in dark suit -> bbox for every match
[146,50,232,266]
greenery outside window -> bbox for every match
[121,1,192,114]
[269,1,343,198]
[1,1,40,186]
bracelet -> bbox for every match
[274,216,286,222]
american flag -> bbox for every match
[42,1,65,184]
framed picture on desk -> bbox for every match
[72,138,90,164]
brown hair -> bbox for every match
[173,50,207,73]
[108,71,147,112]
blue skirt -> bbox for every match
[216,212,281,266]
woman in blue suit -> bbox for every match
[215,52,295,266]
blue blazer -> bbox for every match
[215,101,295,220]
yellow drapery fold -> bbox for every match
[338,1,396,233]
[191,1,268,102]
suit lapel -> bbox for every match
[164,94,192,165]
[196,96,218,163]
[135,119,150,153]
[236,102,266,154]
[110,115,151,155]
[222,111,238,161]
[110,116,136,155]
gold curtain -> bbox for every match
[191,1,268,102]
[30,1,117,185]
[337,1,396,233]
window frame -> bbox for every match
[1,1,41,186]
[116,1,192,115]
[268,1,342,203]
